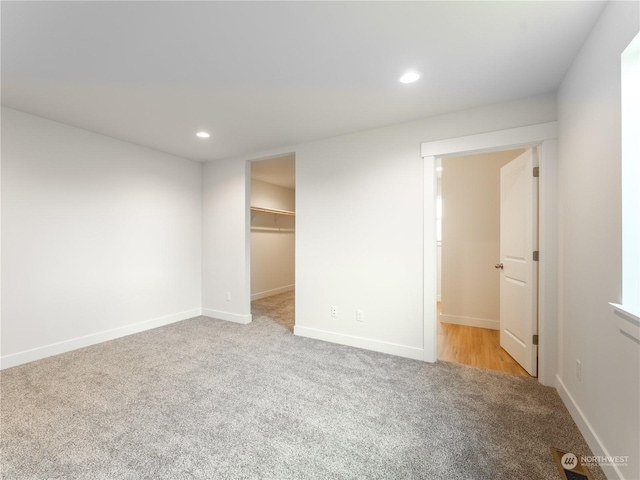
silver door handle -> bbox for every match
[495,263,503,269]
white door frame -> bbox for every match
[422,122,558,386]
[245,152,297,314]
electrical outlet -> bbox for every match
[576,360,582,381]
[226,292,231,301]
[331,306,338,318]
[356,310,364,322]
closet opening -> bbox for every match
[249,154,296,332]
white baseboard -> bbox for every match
[251,284,295,301]
[202,308,252,325]
[293,326,423,361]
[440,313,499,330]
[0,308,202,370]
[556,374,623,480]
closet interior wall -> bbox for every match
[250,178,295,300]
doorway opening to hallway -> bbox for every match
[436,148,538,377]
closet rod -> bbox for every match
[250,206,295,216]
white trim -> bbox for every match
[422,121,558,386]
[294,326,424,361]
[251,285,295,301]
[610,303,640,343]
[556,375,623,480]
[610,302,640,323]
[244,160,253,327]
[423,155,438,363]
[421,122,558,158]
[537,138,558,386]
[621,33,640,315]
[202,308,252,325]
[440,314,499,330]
[0,309,202,370]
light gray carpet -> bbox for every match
[252,290,295,333]
[1,291,604,479]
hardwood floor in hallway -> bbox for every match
[438,315,530,377]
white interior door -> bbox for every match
[499,148,538,376]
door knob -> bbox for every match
[495,263,503,269]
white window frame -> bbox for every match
[610,32,640,341]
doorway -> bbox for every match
[249,154,296,332]
[437,148,531,375]
[422,122,559,386]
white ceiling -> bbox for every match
[1,1,606,163]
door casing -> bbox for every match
[422,122,558,387]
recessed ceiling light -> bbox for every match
[196,131,210,138]
[399,71,421,84]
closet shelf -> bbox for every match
[250,206,296,216]
[251,226,295,233]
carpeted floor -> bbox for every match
[252,290,296,333]
[1,291,605,479]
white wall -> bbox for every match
[250,179,295,300]
[251,178,295,212]
[440,149,524,330]
[2,93,557,369]
[293,98,555,360]
[556,2,640,479]
[200,94,556,360]
[1,107,202,368]
[201,158,252,323]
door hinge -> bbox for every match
[533,167,540,177]
[533,251,539,261]
[533,334,539,346]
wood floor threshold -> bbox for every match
[438,320,530,376]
